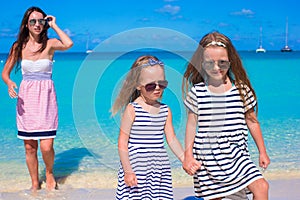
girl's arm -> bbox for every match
[183,110,201,175]
[2,44,18,98]
[118,104,137,186]
[164,107,184,163]
[47,15,73,51]
[246,108,270,169]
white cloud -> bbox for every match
[156,4,181,15]
[64,28,75,37]
[231,8,254,17]
[139,18,151,22]
[218,22,229,27]
[92,38,101,44]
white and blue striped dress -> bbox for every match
[184,82,263,200]
[116,102,173,200]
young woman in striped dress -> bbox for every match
[2,7,73,191]
[182,32,270,200]
[112,55,199,200]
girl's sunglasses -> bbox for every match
[29,18,47,26]
[202,60,230,70]
[143,80,168,92]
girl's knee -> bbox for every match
[260,179,269,192]
[249,178,269,194]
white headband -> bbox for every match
[205,41,226,48]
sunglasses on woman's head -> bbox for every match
[29,18,46,26]
[143,80,168,92]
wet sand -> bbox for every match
[1,178,299,200]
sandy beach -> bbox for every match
[1,172,299,200]
[1,179,299,200]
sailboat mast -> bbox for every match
[86,34,90,50]
[259,26,263,48]
[285,17,289,47]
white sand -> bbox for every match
[1,179,299,200]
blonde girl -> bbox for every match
[112,55,198,199]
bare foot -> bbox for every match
[30,182,41,191]
[46,173,57,190]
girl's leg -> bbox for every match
[248,178,269,200]
[40,138,56,190]
[24,140,40,190]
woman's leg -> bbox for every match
[40,138,56,190]
[248,178,269,200]
[24,140,40,190]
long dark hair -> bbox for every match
[9,6,49,71]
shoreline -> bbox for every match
[1,178,299,200]
[1,169,300,200]
[2,167,300,192]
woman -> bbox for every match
[2,6,73,191]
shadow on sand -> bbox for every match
[40,147,99,185]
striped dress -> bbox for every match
[17,59,58,140]
[184,82,263,200]
[116,102,173,200]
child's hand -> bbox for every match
[259,152,270,170]
[124,172,138,187]
[183,156,201,176]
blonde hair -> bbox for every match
[111,55,163,116]
[182,31,258,113]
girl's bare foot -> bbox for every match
[46,173,57,190]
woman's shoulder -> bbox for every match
[46,38,59,45]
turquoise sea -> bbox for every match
[0,50,300,198]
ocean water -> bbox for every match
[0,51,300,198]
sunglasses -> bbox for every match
[143,80,168,92]
[29,18,47,26]
[202,60,230,70]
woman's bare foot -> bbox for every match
[30,181,42,191]
[46,173,57,190]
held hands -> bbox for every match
[124,171,138,187]
[183,156,201,176]
[7,81,18,98]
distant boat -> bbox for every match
[86,34,93,54]
[256,26,266,53]
[86,49,93,54]
[281,17,292,52]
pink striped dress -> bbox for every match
[17,59,58,140]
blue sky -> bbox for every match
[0,0,299,52]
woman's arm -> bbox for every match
[2,44,18,98]
[47,15,73,51]
[246,109,270,169]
